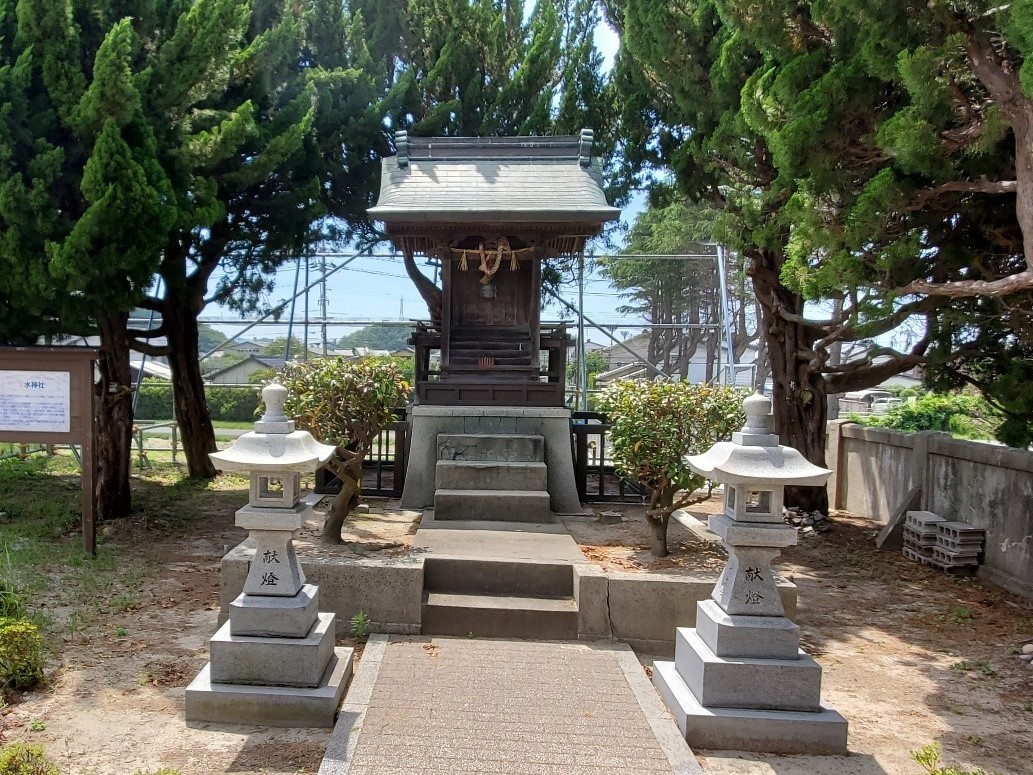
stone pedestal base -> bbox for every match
[653,621,847,754]
[186,647,352,728]
[695,599,800,661]
[401,406,584,514]
[653,660,847,754]
[210,612,336,687]
[229,583,319,637]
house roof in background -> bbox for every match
[203,355,287,379]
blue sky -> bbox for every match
[202,215,645,347]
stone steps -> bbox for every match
[421,592,578,640]
[433,489,551,522]
[435,460,548,491]
[423,557,573,598]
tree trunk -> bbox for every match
[750,248,829,513]
[403,248,442,326]
[753,330,770,390]
[323,448,362,544]
[163,286,218,478]
[645,487,674,557]
[646,514,669,558]
[95,311,134,519]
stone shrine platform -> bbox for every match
[318,635,703,775]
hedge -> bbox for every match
[135,383,261,423]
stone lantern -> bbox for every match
[652,392,848,753]
[186,383,353,727]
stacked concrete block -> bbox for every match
[931,521,985,569]
[433,432,552,522]
[902,510,944,562]
[901,511,984,570]
[185,384,352,728]
[653,393,847,754]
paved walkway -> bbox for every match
[320,635,702,775]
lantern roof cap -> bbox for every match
[209,383,335,473]
[684,392,831,486]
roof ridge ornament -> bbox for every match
[395,130,409,168]
[579,128,594,167]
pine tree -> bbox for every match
[0,0,383,513]
[599,199,758,381]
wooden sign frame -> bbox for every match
[0,347,99,555]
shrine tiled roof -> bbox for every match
[368,132,620,226]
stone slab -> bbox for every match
[413,521,584,562]
[875,487,923,551]
[674,628,822,712]
[653,660,848,754]
[229,584,319,638]
[186,646,353,729]
[573,563,611,639]
[694,599,800,660]
[210,612,336,688]
[234,502,309,531]
[436,433,545,463]
[435,459,548,491]
[423,556,573,597]
[433,488,552,522]
[709,514,798,548]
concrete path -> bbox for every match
[320,635,702,775]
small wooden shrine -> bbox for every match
[369,130,619,407]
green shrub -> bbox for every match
[134,380,260,422]
[857,392,999,440]
[0,618,44,691]
[279,358,410,543]
[911,742,997,775]
[350,611,371,641]
[598,381,748,557]
[0,742,58,775]
[204,385,262,422]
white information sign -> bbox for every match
[0,370,71,433]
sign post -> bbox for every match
[0,347,99,555]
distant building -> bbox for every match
[210,339,263,357]
[205,356,288,385]
[592,332,759,387]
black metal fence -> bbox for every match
[570,412,647,503]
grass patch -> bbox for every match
[0,454,248,641]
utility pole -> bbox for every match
[320,254,328,356]
[578,253,588,411]
[303,258,310,361]
[717,245,736,385]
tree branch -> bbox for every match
[128,338,170,357]
[895,268,1033,298]
[911,178,1017,210]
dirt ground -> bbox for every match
[3,479,1032,775]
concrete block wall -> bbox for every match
[221,545,799,650]
[827,421,1033,598]
[221,544,424,635]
